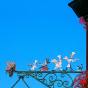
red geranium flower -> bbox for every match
[80,79,87,85]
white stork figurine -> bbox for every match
[51,55,62,70]
[63,52,79,71]
[28,60,38,71]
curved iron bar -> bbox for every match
[10,70,83,88]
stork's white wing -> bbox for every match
[51,59,57,63]
[63,56,68,60]
[72,59,79,62]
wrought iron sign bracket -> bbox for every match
[10,71,83,88]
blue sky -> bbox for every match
[0,0,86,88]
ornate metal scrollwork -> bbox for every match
[12,71,83,88]
[6,52,84,88]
